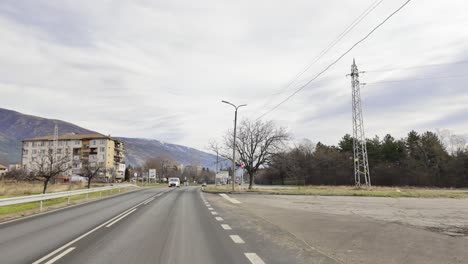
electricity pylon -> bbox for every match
[350,59,371,187]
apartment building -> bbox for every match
[21,133,125,180]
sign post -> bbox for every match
[240,162,245,190]
[149,169,156,184]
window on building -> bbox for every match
[32,149,37,155]
[100,147,105,152]
[75,140,80,145]
[23,149,29,155]
[57,149,62,154]
[41,149,46,154]
[32,142,36,147]
[92,140,96,145]
[40,141,45,147]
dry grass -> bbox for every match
[204,185,468,198]
[0,180,106,198]
[0,187,131,217]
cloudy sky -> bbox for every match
[1,0,467,151]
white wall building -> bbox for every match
[21,133,126,180]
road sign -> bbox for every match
[149,169,156,179]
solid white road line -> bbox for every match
[143,198,155,205]
[219,193,241,204]
[245,253,266,264]
[230,235,245,244]
[33,194,158,264]
[221,224,232,230]
[44,247,76,264]
[211,211,218,215]
[105,208,137,227]
[215,217,224,221]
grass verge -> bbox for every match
[204,185,468,198]
[0,187,132,219]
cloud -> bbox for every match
[0,0,467,151]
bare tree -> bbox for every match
[144,154,176,181]
[77,160,104,188]
[224,119,289,189]
[32,150,71,194]
[208,139,222,173]
[436,129,467,156]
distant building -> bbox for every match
[8,164,21,171]
[0,164,7,176]
[21,133,125,180]
[215,170,229,185]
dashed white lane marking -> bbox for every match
[33,195,153,264]
[245,253,266,264]
[221,224,232,230]
[106,208,137,227]
[208,208,214,210]
[230,235,245,244]
[211,211,218,215]
[215,217,224,221]
[219,193,241,204]
[44,247,75,264]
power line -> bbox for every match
[256,0,413,120]
[366,73,468,85]
[364,59,468,73]
[257,0,385,109]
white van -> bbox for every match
[168,178,180,187]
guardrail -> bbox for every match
[0,184,136,211]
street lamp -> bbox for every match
[222,100,247,192]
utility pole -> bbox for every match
[349,59,371,188]
[222,100,246,192]
[53,124,59,184]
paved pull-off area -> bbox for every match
[207,193,468,264]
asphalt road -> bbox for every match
[0,187,289,264]
[212,193,468,264]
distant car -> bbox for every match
[168,178,180,187]
[201,182,207,187]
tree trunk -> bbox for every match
[42,177,50,194]
[87,177,92,189]
[248,171,254,189]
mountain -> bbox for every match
[0,108,217,168]
[116,137,217,167]
[0,108,95,165]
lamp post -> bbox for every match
[222,100,246,192]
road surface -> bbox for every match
[209,193,468,264]
[0,187,322,264]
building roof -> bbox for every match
[0,164,7,170]
[22,133,120,142]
